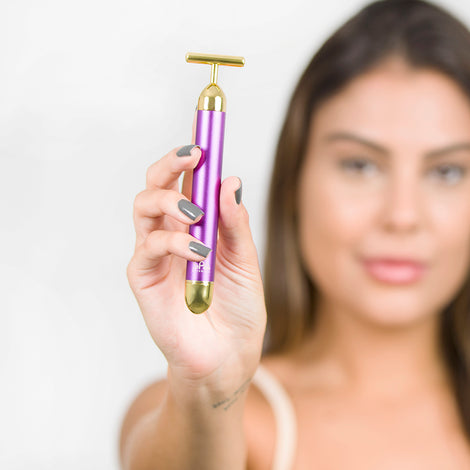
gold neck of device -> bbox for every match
[186,52,245,112]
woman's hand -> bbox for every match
[126,118,267,397]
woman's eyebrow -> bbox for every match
[323,131,470,160]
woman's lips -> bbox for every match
[361,258,427,284]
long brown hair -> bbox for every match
[263,0,470,440]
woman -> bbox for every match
[120,0,470,468]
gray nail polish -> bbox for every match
[189,241,211,258]
[178,199,204,221]
[235,179,242,205]
[177,144,198,157]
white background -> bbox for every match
[1,0,469,468]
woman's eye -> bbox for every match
[338,158,378,175]
[430,164,467,185]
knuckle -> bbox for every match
[133,189,147,212]
[144,229,160,249]
[145,160,161,187]
[159,188,172,205]
[144,229,170,254]
[145,164,154,185]
[126,257,137,282]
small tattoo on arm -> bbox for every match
[212,378,251,411]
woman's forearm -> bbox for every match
[121,381,249,470]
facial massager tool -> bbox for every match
[184,52,245,314]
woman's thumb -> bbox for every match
[217,177,257,262]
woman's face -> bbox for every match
[298,57,470,327]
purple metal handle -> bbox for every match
[186,110,225,282]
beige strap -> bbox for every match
[252,364,297,470]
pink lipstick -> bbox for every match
[361,258,427,284]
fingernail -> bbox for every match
[189,241,211,258]
[178,199,204,221]
[235,178,242,205]
[177,144,199,157]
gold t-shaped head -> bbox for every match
[186,52,245,84]
[186,52,245,112]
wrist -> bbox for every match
[166,365,253,415]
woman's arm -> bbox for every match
[120,377,249,470]
[121,130,266,468]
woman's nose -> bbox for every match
[381,173,422,233]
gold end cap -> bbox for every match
[185,281,214,314]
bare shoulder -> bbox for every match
[119,377,169,465]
